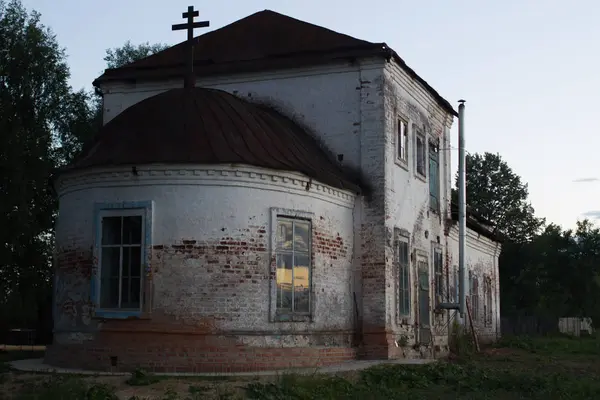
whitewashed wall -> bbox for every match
[53,164,356,347]
[447,225,502,343]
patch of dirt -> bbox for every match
[482,347,519,356]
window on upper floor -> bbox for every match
[397,118,409,164]
[99,212,144,311]
[415,132,426,177]
[275,216,311,315]
[395,232,410,317]
[429,141,440,212]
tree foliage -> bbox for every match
[458,151,600,322]
[0,0,85,332]
[0,0,167,340]
[501,221,600,322]
[455,152,545,243]
[103,40,168,69]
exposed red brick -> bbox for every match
[45,332,357,373]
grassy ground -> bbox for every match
[1,334,600,399]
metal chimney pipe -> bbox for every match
[458,100,467,318]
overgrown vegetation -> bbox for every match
[245,335,600,399]
[0,336,598,399]
[497,333,600,356]
[126,368,161,386]
[16,378,119,400]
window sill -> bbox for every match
[394,159,409,171]
[274,313,312,323]
[93,309,150,320]
[415,173,427,183]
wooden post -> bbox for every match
[466,295,480,353]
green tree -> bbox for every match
[500,220,600,322]
[103,40,169,69]
[85,41,170,139]
[455,152,545,243]
[0,0,91,334]
[0,1,170,339]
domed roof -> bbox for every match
[67,88,362,193]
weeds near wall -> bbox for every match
[126,368,161,386]
[16,377,119,400]
[448,319,475,359]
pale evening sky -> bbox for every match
[22,0,600,230]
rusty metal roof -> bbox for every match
[65,88,363,193]
[94,10,457,117]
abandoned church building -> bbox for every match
[46,9,502,372]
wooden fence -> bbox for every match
[501,316,559,336]
[501,315,594,337]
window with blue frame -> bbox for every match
[429,142,440,211]
[98,209,145,311]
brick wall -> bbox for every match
[46,334,357,373]
[357,61,390,357]
[379,59,456,357]
[47,165,358,372]
[447,225,502,343]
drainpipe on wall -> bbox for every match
[435,101,467,314]
[457,100,467,318]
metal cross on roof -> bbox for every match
[172,5,210,89]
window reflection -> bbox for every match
[275,217,311,314]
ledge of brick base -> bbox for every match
[44,344,358,373]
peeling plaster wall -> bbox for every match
[48,164,358,371]
[100,61,384,172]
[382,61,455,356]
[99,59,393,359]
[91,56,485,361]
[448,226,502,344]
